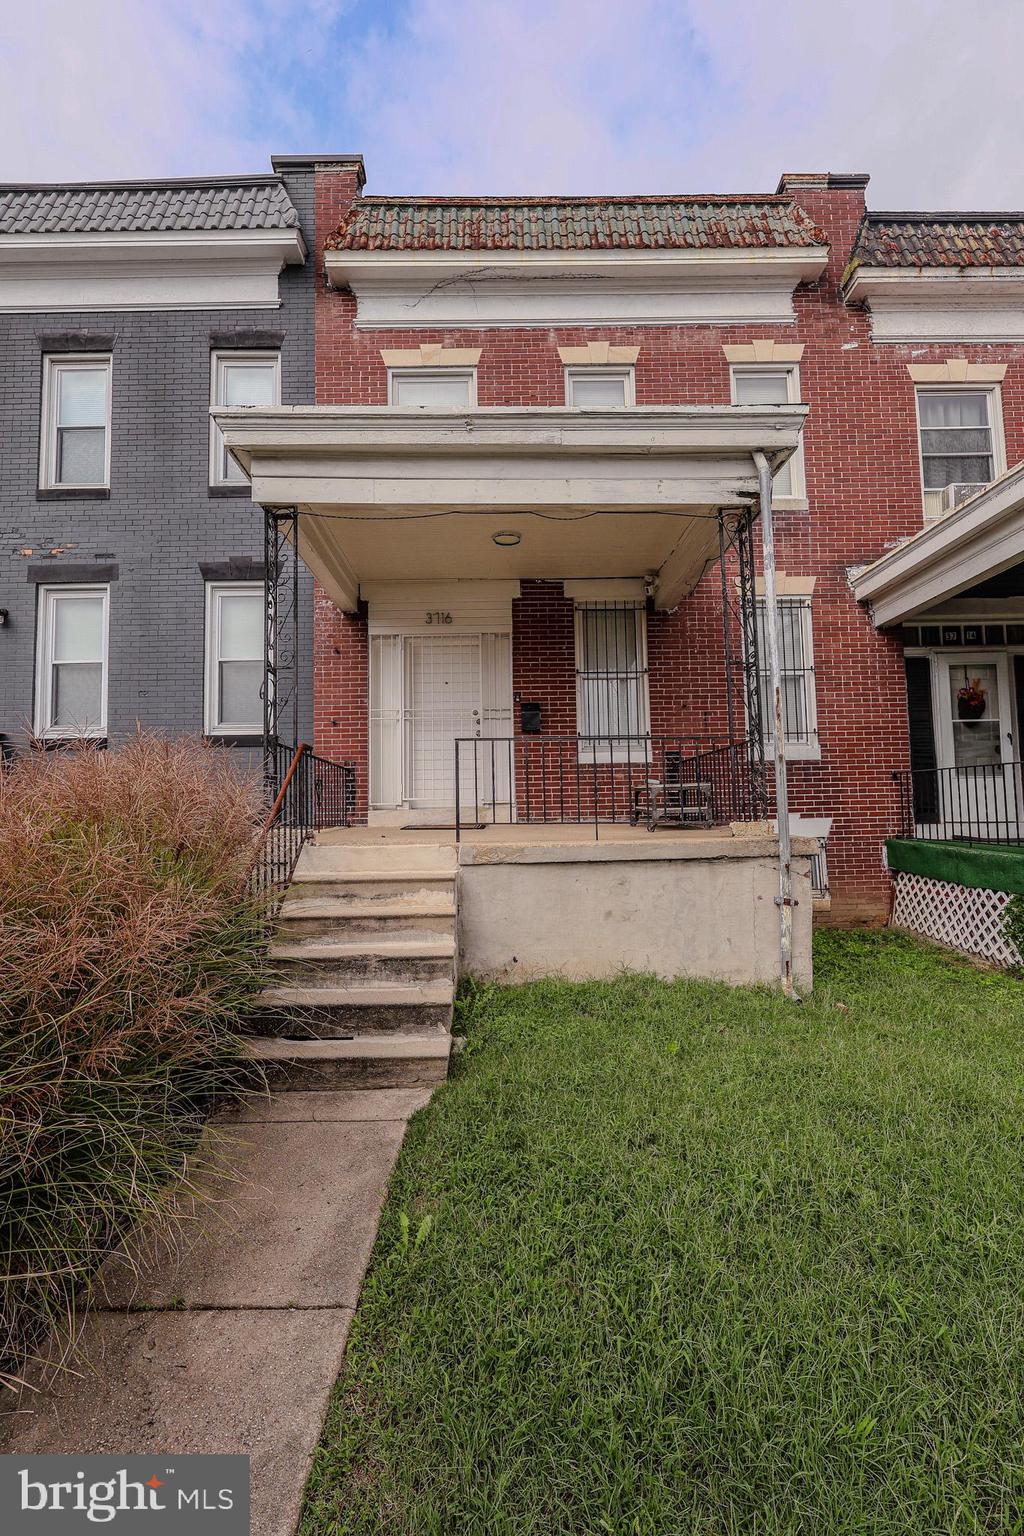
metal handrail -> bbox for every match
[453,734,766,841]
[252,742,356,899]
[895,759,1024,844]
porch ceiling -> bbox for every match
[852,459,1024,626]
[214,403,807,611]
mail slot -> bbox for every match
[520,701,542,734]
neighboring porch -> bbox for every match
[853,463,1024,966]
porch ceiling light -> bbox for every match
[492,530,522,547]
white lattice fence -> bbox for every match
[891,872,1021,968]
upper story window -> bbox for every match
[35,584,109,739]
[731,365,804,499]
[388,369,476,407]
[565,367,634,408]
[40,356,112,490]
[205,582,264,736]
[752,595,818,760]
[916,388,1003,517]
[575,602,650,757]
[210,351,281,486]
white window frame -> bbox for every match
[574,602,651,761]
[39,354,112,491]
[204,581,265,736]
[564,365,635,408]
[387,368,477,407]
[914,383,1006,521]
[730,363,806,504]
[34,584,110,739]
[750,595,819,761]
[209,350,281,486]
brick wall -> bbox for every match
[0,165,317,759]
[310,165,1024,920]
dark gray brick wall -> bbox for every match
[0,166,316,760]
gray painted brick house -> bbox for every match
[0,158,316,760]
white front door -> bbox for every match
[934,654,1019,838]
[370,631,512,811]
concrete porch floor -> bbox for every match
[318,820,738,848]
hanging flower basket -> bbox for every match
[957,677,988,720]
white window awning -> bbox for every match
[852,460,1024,627]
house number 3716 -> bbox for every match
[425,611,453,624]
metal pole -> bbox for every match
[718,511,737,743]
[752,451,796,998]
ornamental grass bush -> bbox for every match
[0,735,268,1387]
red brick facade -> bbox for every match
[310,165,1024,922]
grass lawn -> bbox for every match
[301,931,1024,1536]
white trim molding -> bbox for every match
[325,246,829,329]
[852,459,1024,626]
[723,340,805,363]
[380,345,482,368]
[39,353,112,491]
[0,227,305,313]
[204,581,264,735]
[845,266,1024,342]
[34,583,110,739]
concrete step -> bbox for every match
[287,869,456,901]
[278,894,456,939]
[246,1033,452,1090]
[302,842,456,872]
[268,937,455,986]
[255,980,454,1037]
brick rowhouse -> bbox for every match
[311,163,1024,922]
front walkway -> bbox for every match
[0,1086,432,1536]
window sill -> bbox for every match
[37,487,110,501]
[37,734,108,749]
[208,484,254,499]
[577,743,652,765]
[769,742,821,763]
[204,732,263,747]
[771,496,809,513]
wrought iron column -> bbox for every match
[263,507,301,763]
[720,507,768,820]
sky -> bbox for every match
[2,0,1023,208]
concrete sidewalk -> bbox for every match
[0,1086,433,1536]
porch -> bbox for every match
[221,399,810,995]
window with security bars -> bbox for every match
[575,602,650,750]
[753,596,818,757]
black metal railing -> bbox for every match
[896,761,1023,844]
[453,735,767,840]
[252,742,356,899]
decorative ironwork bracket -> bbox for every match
[263,507,300,767]
[718,507,769,819]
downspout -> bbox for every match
[752,450,797,998]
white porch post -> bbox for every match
[753,451,796,997]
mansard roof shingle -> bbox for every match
[0,176,300,236]
[851,213,1024,269]
[325,195,827,253]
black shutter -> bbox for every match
[905,656,939,823]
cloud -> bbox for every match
[1,0,1022,207]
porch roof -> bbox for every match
[851,460,1024,626]
[214,403,806,612]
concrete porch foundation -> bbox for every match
[317,825,815,990]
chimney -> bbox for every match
[776,172,869,285]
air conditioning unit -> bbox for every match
[941,481,987,512]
